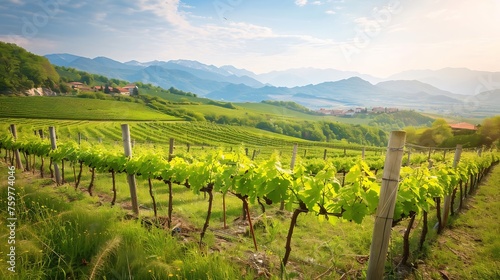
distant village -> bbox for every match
[317,107,399,116]
[68,82,138,96]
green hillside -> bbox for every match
[0,96,180,121]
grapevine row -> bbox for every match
[1,133,498,270]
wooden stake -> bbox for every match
[169,138,174,161]
[9,124,23,170]
[281,144,298,211]
[290,144,298,170]
[49,127,61,185]
[367,131,406,280]
[442,145,462,227]
[121,124,139,215]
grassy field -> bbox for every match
[0,96,180,121]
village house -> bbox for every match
[68,82,84,88]
[122,83,138,95]
[371,107,385,113]
[449,122,478,135]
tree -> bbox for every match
[104,85,111,94]
[132,87,139,96]
[80,73,93,85]
[430,119,452,146]
[479,116,500,146]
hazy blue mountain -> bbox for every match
[143,60,263,87]
[46,54,263,89]
[220,65,259,79]
[255,68,383,87]
[376,80,465,99]
[387,68,500,95]
[44,53,84,67]
[131,66,230,95]
[207,84,290,102]
[207,76,463,109]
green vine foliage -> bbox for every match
[2,136,499,226]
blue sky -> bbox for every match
[1,0,499,77]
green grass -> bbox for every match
[0,96,180,121]
[0,164,256,280]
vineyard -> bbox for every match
[0,122,498,279]
[0,119,387,164]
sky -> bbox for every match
[1,0,499,77]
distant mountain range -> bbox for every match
[45,53,500,115]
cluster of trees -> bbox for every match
[256,120,387,145]
[0,42,60,93]
[56,66,115,86]
[368,111,434,131]
[405,116,500,148]
[208,100,236,109]
[168,87,198,97]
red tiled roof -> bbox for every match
[449,122,477,130]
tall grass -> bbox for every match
[0,172,254,280]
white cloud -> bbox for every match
[325,10,336,15]
[312,1,322,5]
[137,0,192,29]
[295,0,308,7]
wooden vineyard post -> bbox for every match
[367,131,406,280]
[78,132,81,145]
[442,144,462,227]
[9,124,23,170]
[362,147,366,160]
[281,143,298,211]
[121,124,140,215]
[48,127,62,185]
[38,129,44,139]
[169,138,175,161]
[323,149,327,160]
